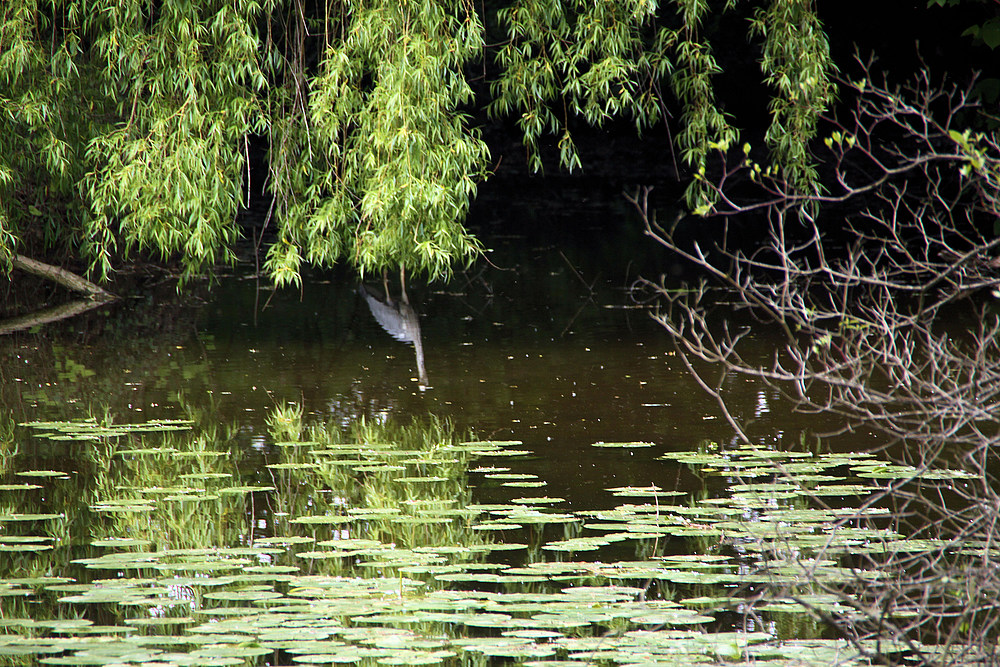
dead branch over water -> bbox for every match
[633,67,1000,665]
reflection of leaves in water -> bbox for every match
[0,412,993,666]
[0,416,16,475]
[1,280,212,418]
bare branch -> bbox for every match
[636,65,1000,666]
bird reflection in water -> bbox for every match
[359,268,429,389]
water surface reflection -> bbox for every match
[1,210,825,508]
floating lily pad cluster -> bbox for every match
[0,419,984,666]
[21,418,195,442]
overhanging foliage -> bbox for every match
[0,0,868,287]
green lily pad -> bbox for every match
[0,513,64,522]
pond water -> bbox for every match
[3,176,814,503]
[2,183,723,484]
[0,175,983,665]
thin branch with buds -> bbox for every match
[634,63,1000,666]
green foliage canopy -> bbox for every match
[0,0,840,286]
[1,0,269,283]
[265,1,489,287]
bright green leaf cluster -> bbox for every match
[266,0,490,286]
[750,0,837,198]
[491,0,669,174]
[949,128,998,183]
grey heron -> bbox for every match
[359,269,428,388]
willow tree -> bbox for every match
[1,0,488,292]
[0,0,838,292]
[1,0,267,288]
[263,1,489,287]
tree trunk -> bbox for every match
[11,254,113,299]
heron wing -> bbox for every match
[360,284,414,343]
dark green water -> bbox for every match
[1,199,807,509]
[1,178,988,667]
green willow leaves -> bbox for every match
[83,0,268,283]
[266,0,489,286]
[491,0,833,209]
[750,0,836,198]
[1,0,267,283]
[1,0,838,285]
[490,0,671,174]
